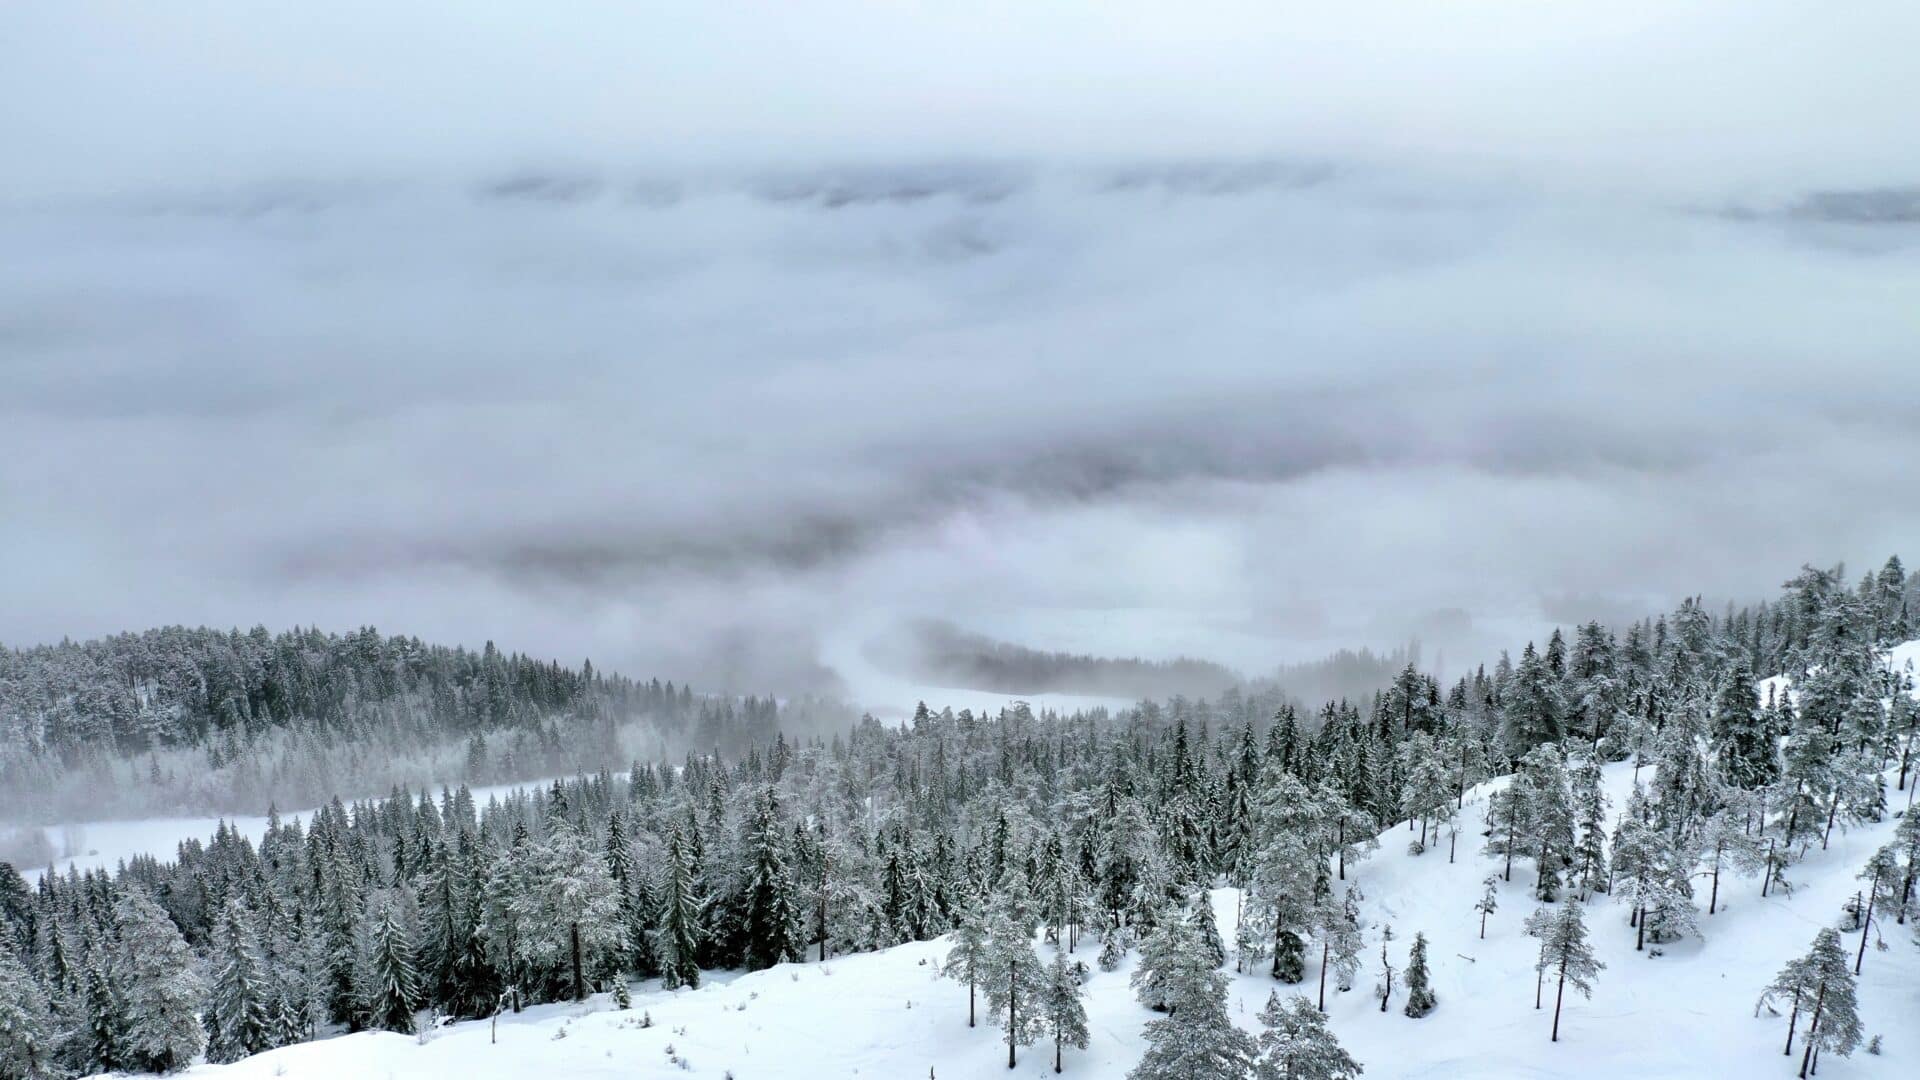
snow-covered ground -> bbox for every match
[160,753,1920,1080]
[19,777,558,878]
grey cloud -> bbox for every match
[3,4,1919,707]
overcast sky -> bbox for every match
[3,1,1917,707]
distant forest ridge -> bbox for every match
[891,619,1417,706]
[0,557,1912,822]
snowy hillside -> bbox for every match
[159,753,1918,1080]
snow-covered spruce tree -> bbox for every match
[979,885,1046,1069]
[1311,884,1362,1012]
[735,787,802,972]
[1536,898,1602,1043]
[1503,642,1566,752]
[1402,932,1436,1018]
[1253,991,1363,1080]
[655,826,703,990]
[0,945,58,1080]
[1713,659,1779,791]
[1518,744,1576,901]
[946,907,990,1027]
[1482,781,1531,885]
[1098,921,1131,973]
[1251,775,1324,984]
[1398,733,1452,853]
[207,899,277,1062]
[1190,892,1227,970]
[1475,876,1499,939]
[80,956,121,1073]
[1128,925,1256,1080]
[111,886,206,1073]
[1041,950,1088,1074]
[1131,909,1194,1013]
[1568,753,1610,898]
[360,895,423,1034]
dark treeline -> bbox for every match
[896,619,1245,699]
[0,558,1915,1077]
[0,627,849,822]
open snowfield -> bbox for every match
[155,752,1920,1080]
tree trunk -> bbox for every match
[1007,978,1017,1069]
[1534,965,1543,1009]
[969,976,976,1028]
[1504,820,1516,882]
[1054,1037,1062,1074]
[571,921,585,1002]
[1480,908,1488,939]
[1855,868,1880,974]
[1318,940,1329,1012]
[1457,742,1467,808]
[1551,968,1567,1042]
[1783,993,1799,1055]
[1797,983,1827,1079]
[1708,852,1721,915]
[1762,839,1777,898]
[1635,904,1646,951]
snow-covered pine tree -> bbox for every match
[1851,845,1901,974]
[1402,932,1436,1018]
[1040,949,1088,1074]
[1128,924,1256,1080]
[1253,990,1363,1080]
[1475,876,1499,939]
[1536,897,1602,1042]
[1764,928,1861,1077]
[1635,829,1701,949]
[979,885,1046,1068]
[207,899,277,1062]
[945,907,990,1027]
[1886,812,1920,927]
[0,945,57,1080]
[1373,924,1395,1013]
[1483,781,1530,884]
[1098,921,1131,973]
[112,886,206,1073]
[1326,887,1364,999]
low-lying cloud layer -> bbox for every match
[3,2,1917,706]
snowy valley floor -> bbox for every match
[154,753,1920,1080]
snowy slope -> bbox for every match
[160,755,1920,1080]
